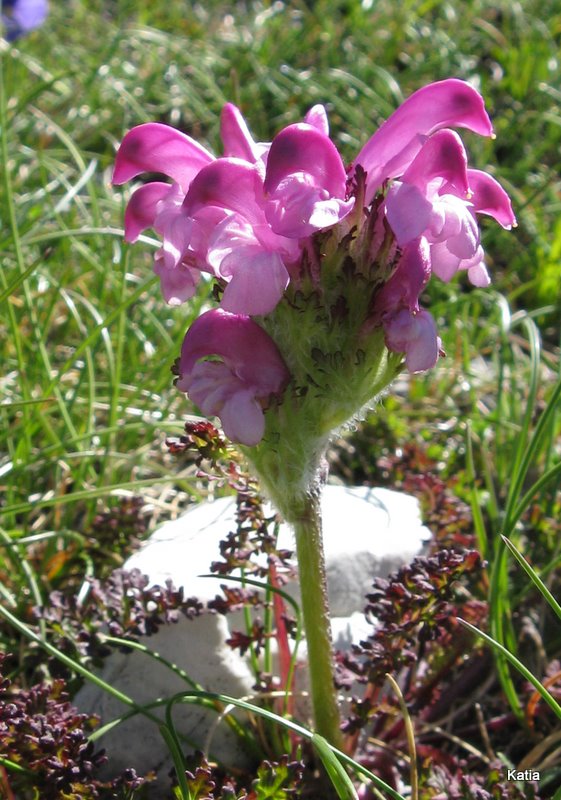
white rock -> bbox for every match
[76,485,431,789]
[78,614,255,778]
[123,485,430,620]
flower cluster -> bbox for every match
[114,79,514,449]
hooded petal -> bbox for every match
[113,122,214,191]
[264,123,347,198]
[176,310,289,444]
[355,79,493,200]
[401,129,470,196]
[183,158,265,224]
[123,182,171,242]
[385,131,471,246]
[178,308,290,393]
[303,104,330,136]
[468,169,516,228]
[263,123,352,236]
[220,103,262,162]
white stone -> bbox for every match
[76,485,431,788]
[123,485,430,620]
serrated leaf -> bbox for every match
[252,756,302,799]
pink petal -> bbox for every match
[308,197,355,230]
[374,238,431,316]
[220,247,290,316]
[154,208,194,270]
[303,104,330,136]
[265,172,354,238]
[206,215,258,270]
[429,194,468,240]
[185,362,266,445]
[178,308,290,394]
[153,259,198,306]
[355,79,493,200]
[445,217,479,260]
[183,158,265,225]
[429,241,462,282]
[176,311,289,446]
[384,308,440,372]
[401,129,470,196]
[185,205,233,268]
[468,169,516,228]
[264,123,347,198]
[384,182,433,245]
[176,360,232,401]
[124,182,171,242]
[206,211,301,272]
[220,103,262,162]
[220,389,266,446]
[192,365,240,416]
[113,122,214,191]
[468,260,491,287]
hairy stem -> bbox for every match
[292,486,342,748]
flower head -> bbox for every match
[115,80,515,449]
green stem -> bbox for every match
[292,486,342,748]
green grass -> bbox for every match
[1,0,561,797]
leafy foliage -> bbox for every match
[251,757,304,799]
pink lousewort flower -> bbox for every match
[175,309,290,446]
[263,122,355,238]
[181,158,299,315]
[383,129,514,288]
[115,79,515,447]
[370,238,443,373]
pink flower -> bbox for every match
[112,107,269,307]
[263,123,354,238]
[371,238,442,372]
[383,129,516,288]
[354,78,495,203]
[176,309,291,446]
[181,158,300,315]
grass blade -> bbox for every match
[457,618,561,724]
[312,734,359,800]
[501,536,561,623]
